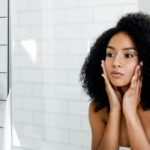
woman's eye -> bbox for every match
[106,53,113,57]
[106,53,134,58]
[125,54,133,58]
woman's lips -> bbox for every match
[111,73,124,78]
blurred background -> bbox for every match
[10,0,148,150]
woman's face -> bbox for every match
[105,32,139,87]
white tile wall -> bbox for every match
[0,46,7,72]
[0,0,8,16]
[0,18,7,44]
[138,0,150,14]
[0,101,5,127]
[0,74,7,100]
[12,0,139,150]
[0,128,4,149]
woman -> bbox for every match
[80,12,150,150]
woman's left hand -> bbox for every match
[122,64,143,113]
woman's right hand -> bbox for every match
[101,60,122,112]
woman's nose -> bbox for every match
[112,55,122,67]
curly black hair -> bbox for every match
[79,12,150,112]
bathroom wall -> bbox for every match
[0,0,11,150]
[12,0,138,150]
[138,0,150,13]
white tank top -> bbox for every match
[119,146,131,150]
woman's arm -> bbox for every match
[97,109,121,150]
[89,60,122,150]
[124,110,150,150]
[89,101,121,150]
[123,65,150,149]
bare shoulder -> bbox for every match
[140,108,150,125]
[89,100,108,122]
[89,100,108,150]
[89,100,108,131]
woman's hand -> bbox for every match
[122,64,143,113]
[101,60,122,112]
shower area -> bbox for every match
[0,0,148,150]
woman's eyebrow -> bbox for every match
[107,45,136,51]
[123,47,136,51]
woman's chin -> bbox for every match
[110,80,129,87]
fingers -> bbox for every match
[101,60,115,94]
[130,64,143,95]
[136,65,143,95]
[130,65,138,90]
[101,60,110,86]
[134,65,140,88]
[101,60,108,80]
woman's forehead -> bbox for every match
[108,31,136,47]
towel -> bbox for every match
[119,146,131,150]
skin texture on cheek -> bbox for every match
[109,64,137,87]
[104,60,137,86]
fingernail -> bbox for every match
[133,76,136,80]
[140,61,143,66]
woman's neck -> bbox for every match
[116,85,130,100]
[120,86,129,95]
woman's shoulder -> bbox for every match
[89,100,108,149]
[139,107,150,124]
[139,106,150,117]
[89,100,109,123]
[138,107,150,140]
